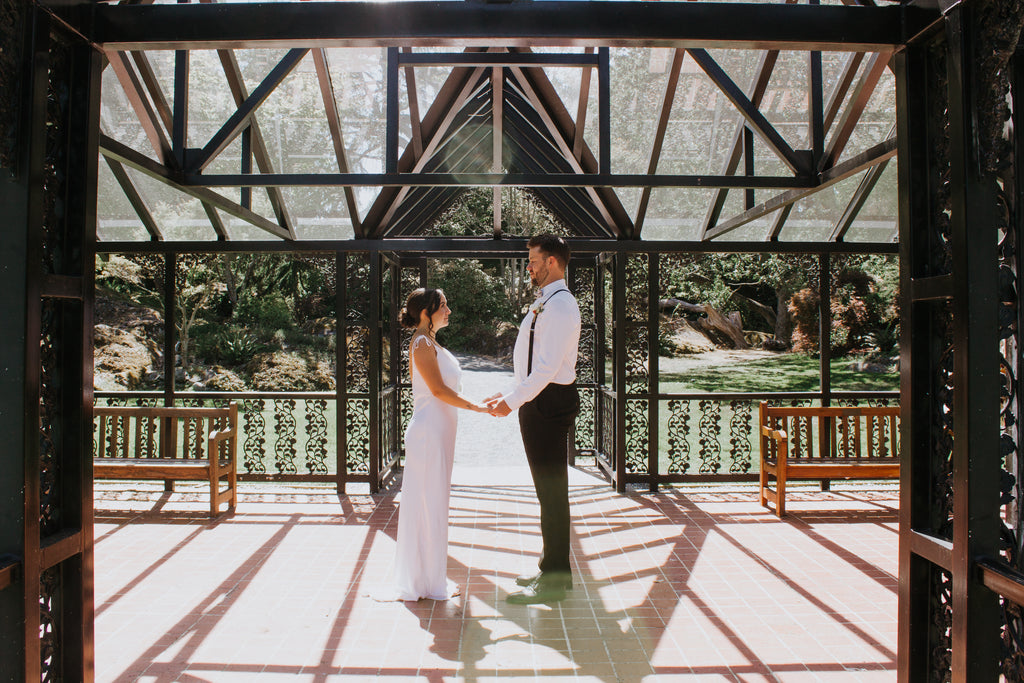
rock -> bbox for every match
[851,359,893,374]
[94,295,164,390]
[249,351,335,391]
[760,337,790,352]
[662,318,716,355]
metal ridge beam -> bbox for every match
[92,2,934,51]
[181,172,815,189]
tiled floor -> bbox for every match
[94,466,898,682]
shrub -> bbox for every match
[236,293,293,330]
[428,259,515,350]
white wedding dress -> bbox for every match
[390,335,461,601]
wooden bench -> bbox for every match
[759,401,900,517]
[94,403,239,517]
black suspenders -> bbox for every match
[527,289,569,375]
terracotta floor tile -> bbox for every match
[95,473,897,681]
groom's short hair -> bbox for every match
[528,234,570,268]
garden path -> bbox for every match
[451,353,526,470]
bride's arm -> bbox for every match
[411,340,488,412]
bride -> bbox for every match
[387,287,488,601]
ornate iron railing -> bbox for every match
[592,389,898,488]
[96,391,343,482]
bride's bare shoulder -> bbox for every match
[409,333,437,354]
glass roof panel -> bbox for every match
[640,188,716,241]
[608,47,665,176]
[281,186,354,240]
[187,50,237,155]
[324,47,388,174]
[123,167,221,241]
[541,58,586,132]
[96,158,152,242]
[761,49,809,152]
[722,214,774,241]
[657,51,744,176]
[234,48,290,97]
[100,63,160,161]
[775,170,862,242]
[844,161,898,242]
[828,58,895,162]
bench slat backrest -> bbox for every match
[762,404,900,462]
[94,405,235,461]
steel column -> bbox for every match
[945,6,1002,678]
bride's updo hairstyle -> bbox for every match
[400,288,444,331]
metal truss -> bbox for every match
[83,1,934,245]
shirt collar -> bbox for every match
[539,279,567,298]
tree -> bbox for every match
[661,253,815,345]
[175,255,227,374]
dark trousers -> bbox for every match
[518,382,579,574]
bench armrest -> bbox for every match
[761,426,787,442]
[208,426,237,444]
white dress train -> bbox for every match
[390,336,461,601]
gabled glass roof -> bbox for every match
[94,2,901,246]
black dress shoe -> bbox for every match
[506,582,567,605]
[515,571,573,589]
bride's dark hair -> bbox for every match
[400,288,444,331]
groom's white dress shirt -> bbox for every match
[502,279,581,411]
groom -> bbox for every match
[487,234,581,604]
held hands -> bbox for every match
[483,393,512,417]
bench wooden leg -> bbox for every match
[776,461,787,517]
[209,465,219,517]
[759,463,769,508]
[164,480,175,493]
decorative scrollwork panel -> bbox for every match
[39,300,60,537]
[575,387,596,453]
[304,399,329,474]
[624,254,649,324]
[242,399,267,474]
[665,399,691,475]
[346,325,370,394]
[273,399,298,474]
[39,566,60,681]
[625,326,649,396]
[625,398,648,473]
[577,327,596,385]
[346,398,370,474]
[727,400,753,474]
[599,391,615,463]
[345,252,371,323]
[697,399,722,474]
[573,264,596,326]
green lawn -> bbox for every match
[657,353,899,394]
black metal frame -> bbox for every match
[19,0,1024,681]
